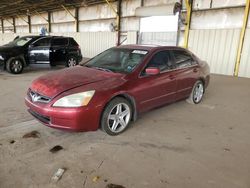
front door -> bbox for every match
[28,37,51,64]
[132,50,177,112]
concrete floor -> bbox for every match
[0,66,250,188]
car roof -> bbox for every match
[117,44,188,52]
[20,35,71,39]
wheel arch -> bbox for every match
[101,93,138,123]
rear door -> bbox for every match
[133,50,177,112]
[28,37,51,64]
[50,38,68,65]
[171,49,199,101]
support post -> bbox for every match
[117,0,122,45]
[234,0,250,76]
[1,19,4,33]
[28,15,31,33]
[75,7,79,32]
[13,17,16,33]
[183,0,192,48]
[48,12,51,33]
[105,0,121,46]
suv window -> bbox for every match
[146,51,173,71]
[70,38,79,46]
[173,50,195,68]
[33,38,51,47]
[52,38,68,46]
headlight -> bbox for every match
[53,90,95,107]
[0,55,4,60]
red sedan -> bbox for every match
[25,45,210,135]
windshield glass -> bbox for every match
[85,48,148,74]
[10,37,33,46]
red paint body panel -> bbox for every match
[25,45,210,132]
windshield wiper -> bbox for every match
[92,66,113,72]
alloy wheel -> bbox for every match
[107,103,131,133]
[193,82,204,103]
[11,60,23,73]
[68,57,77,67]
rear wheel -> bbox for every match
[187,80,204,104]
[6,58,24,74]
[101,97,132,136]
[66,56,78,67]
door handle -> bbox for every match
[193,68,198,73]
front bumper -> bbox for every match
[25,97,101,132]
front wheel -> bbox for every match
[101,97,132,136]
[187,80,204,104]
[6,58,24,74]
[66,56,78,67]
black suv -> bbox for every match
[0,36,82,74]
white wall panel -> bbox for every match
[78,32,116,57]
[31,14,48,24]
[16,26,29,33]
[239,28,250,78]
[16,17,28,26]
[79,19,115,32]
[193,0,245,10]
[127,31,138,44]
[79,3,117,21]
[51,9,75,23]
[51,22,75,33]
[191,8,244,29]
[121,17,139,31]
[122,0,141,17]
[212,0,245,8]
[139,32,177,45]
[144,0,178,6]
[189,29,241,75]
[3,19,13,27]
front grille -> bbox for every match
[28,109,50,124]
[29,89,51,103]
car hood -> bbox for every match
[30,66,123,98]
[0,45,21,54]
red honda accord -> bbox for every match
[25,45,210,135]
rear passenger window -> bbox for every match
[52,38,68,46]
[33,38,51,47]
[173,50,196,68]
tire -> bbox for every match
[66,56,78,67]
[101,97,132,136]
[6,58,24,74]
[187,80,204,104]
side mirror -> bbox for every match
[145,67,160,75]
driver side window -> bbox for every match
[146,51,173,71]
[32,38,51,47]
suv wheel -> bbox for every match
[66,56,78,67]
[6,58,24,74]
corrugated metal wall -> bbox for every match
[139,32,177,46]
[188,29,241,75]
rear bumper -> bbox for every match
[25,97,101,132]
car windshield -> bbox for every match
[85,48,148,74]
[10,37,33,46]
